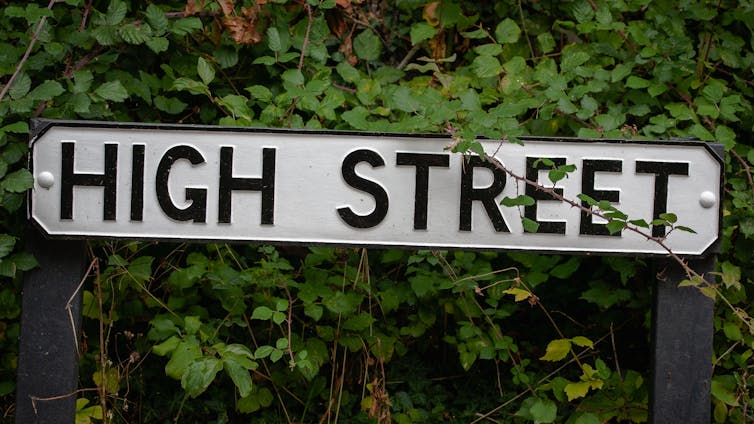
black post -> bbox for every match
[650,255,715,424]
[15,229,86,424]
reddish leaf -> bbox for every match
[218,0,234,16]
[223,16,262,45]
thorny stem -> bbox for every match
[482,144,754,336]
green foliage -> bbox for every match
[1,0,754,422]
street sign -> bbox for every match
[29,120,723,256]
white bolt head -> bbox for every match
[699,191,716,208]
[37,171,55,189]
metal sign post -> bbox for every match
[15,230,86,424]
[17,120,724,423]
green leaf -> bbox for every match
[119,24,152,44]
[106,0,127,26]
[521,217,540,233]
[626,76,650,89]
[144,36,168,53]
[181,356,223,398]
[501,195,535,207]
[353,29,382,61]
[343,312,375,331]
[145,4,168,33]
[658,212,677,223]
[95,81,129,102]
[561,50,590,72]
[197,57,215,85]
[605,220,626,235]
[540,339,571,361]
[723,321,742,341]
[165,338,202,380]
[721,261,741,290]
[10,252,38,272]
[254,345,274,359]
[336,62,360,83]
[152,336,180,356]
[223,356,254,397]
[629,219,649,228]
[550,257,580,279]
[8,73,30,100]
[171,77,208,95]
[529,397,557,423]
[267,27,282,52]
[154,96,187,114]
[472,55,502,78]
[711,377,739,406]
[2,169,33,192]
[251,306,273,320]
[1,122,28,134]
[495,18,521,44]
[675,225,696,234]
[410,22,437,44]
[28,80,64,101]
[171,17,203,35]
[246,85,273,103]
[537,32,556,54]
[282,69,305,86]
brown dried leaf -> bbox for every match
[423,1,440,26]
[185,0,201,16]
[241,5,259,19]
[218,0,234,16]
[222,16,262,44]
[326,8,347,39]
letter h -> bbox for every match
[60,141,118,220]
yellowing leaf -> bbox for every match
[571,336,594,349]
[564,380,591,401]
[504,287,533,302]
[539,339,571,361]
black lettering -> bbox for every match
[636,161,689,237]
[156,145,207,223]
[130,144,145,221]
[218,147,276,225]
[61,141,117,221]
[525,157,566,234]
[580,159,622,236]
[337,149,389,228]
[396,152,450,230]
[459,156,509,232]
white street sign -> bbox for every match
[29,121,723,256]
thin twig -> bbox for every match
[80,0,95,31]
[730,148,754,201]
[397,43,423,70]
[610,322,622,381]
[298,3,313,71]
[95,259,108,421]
[67,257,98,358]
[0,0,56,104]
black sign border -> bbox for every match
[28,119,724,258]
